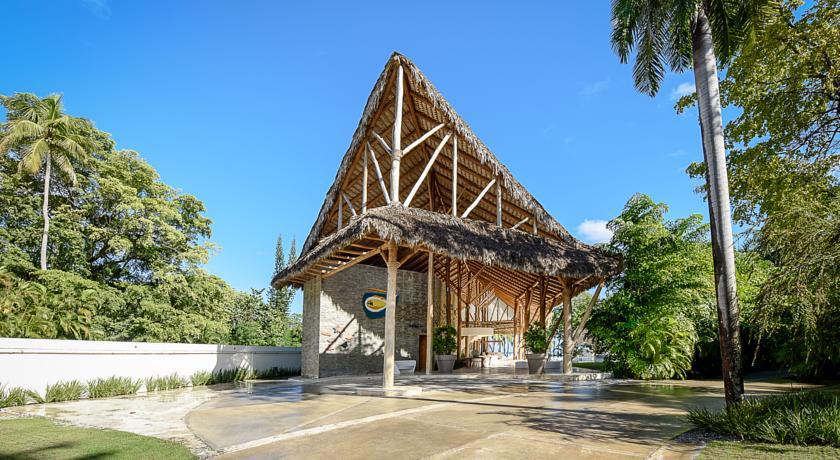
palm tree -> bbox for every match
[610,0,773,406]
[0,94,95,270]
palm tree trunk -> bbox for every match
[40,153,51,271]
[692,8,745,406]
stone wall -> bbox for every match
[302,264,428,378]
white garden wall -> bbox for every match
[0,338,301,395]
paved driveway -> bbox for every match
[8,375,812,459]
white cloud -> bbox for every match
[579,77,611,97]
[670,82,695,101]
[577,219,613,244]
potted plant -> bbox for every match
[433,325,457,373]
[523,324,548,374]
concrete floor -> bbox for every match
[6,374,815,459]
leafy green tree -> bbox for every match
[611,0,775,405]
[0,94,96,270]
[684,0,839,377]
[588,194,714,379]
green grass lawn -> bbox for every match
[573,361,605,371]
[0,417,194,459]
[699,440,840,459]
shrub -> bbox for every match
[190,371,213,387]
[44,380,85,403]
[211,367,254,384]
[0,384,42,407]
[254,367,298,380]
[688,389,840,446]
[432,326,457,355]
[523,324,548,354]
[86,376,142,398]
[145,374,187,392]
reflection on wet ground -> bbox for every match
[5,374,819,459]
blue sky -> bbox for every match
[3,1,710,313]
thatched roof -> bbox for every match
[299,52,577,257]
[276,52,621,310]
[274,205,620,291]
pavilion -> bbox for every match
[272,53,620,388]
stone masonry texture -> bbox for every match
[302,264,428,378]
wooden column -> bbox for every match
[539,275,546,327]
[445,258,452,325]
[451,136,458,216]
[456,261,462,358]
[390,65,404,203]
[382,242,399,388]
[361,147,368,213]
[495,176,502,227]
[426,251,434,375]
[562,282,574,374]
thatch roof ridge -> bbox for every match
[300,52,574,256]
[275,205,621,289]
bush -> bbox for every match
[0,384,42,407]
[211,367,254,384]
[688,389,840,446]
[144,374,187,392]
[86,376,142,398]
[523,324,548,354]
[254,367,299,380]
[190,370,213,387]
[432,326,456,355]
[44,380,85,403]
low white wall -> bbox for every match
[0,338,301,395]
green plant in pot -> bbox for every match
[523,324,548,374]
[433,325,457,373]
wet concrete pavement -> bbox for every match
[6,375,815,459]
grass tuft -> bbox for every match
[145,374,187,392]
[86,376,142,399]
[0,384,43,407]
[254,367,299,380]
[45,380,86,403]
[189,370,213,387]
[688,388,840,447]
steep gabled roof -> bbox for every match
[299,52,576,256]
[275,53,620,308]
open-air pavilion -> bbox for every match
[272,53,620,389]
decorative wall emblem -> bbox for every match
[362,289,397,319]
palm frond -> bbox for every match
[667,0,697,72]
[18,138,49,175]
[632,0,668,95]
[0,120,44,152]
[51,153,77,186]
[611,0,645,63]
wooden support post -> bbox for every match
[445,257,452,326]
[461,178,496,219]
[390,65,404,203]
[512,217,529,230]
[361,148,368,213]
[383,242,399,388]
[342,193,357,217]
[367,143,390,204]
[404,133,451,207]
[451,136,458,216]
[403,123,444,155]
[562,282,573,375]
[456,260,462,359]
[338,194,343,229]
[539,276,546,327]
[496,176,502,227]
[426,251,434,375]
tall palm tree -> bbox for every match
[0,93,95,270]
[610,0,773,406]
